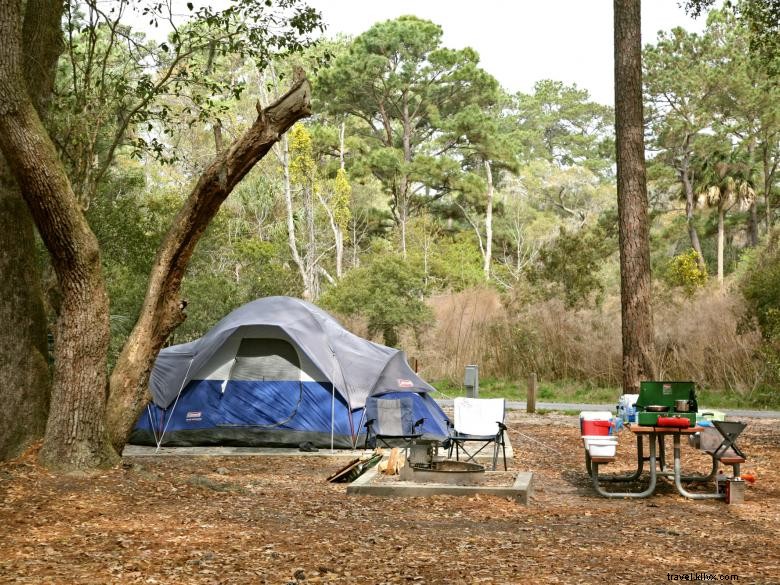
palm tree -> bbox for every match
[696,151,756,287]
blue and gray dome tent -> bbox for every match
[130,296,450,449]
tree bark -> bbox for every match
[0,0,116,470]
[484,160,494,280]
[303,180,319,300]
[763,145,777,233]
[263,66,310,298]
[280,133,310,296]
[318,191,344,279]
[335,124,346,278]
[335,221,344,278]
[678,149,705,269]
[614,0,656,393]
[0,0,62,460]
[399,91,412,259]
[105,76,312,451]
[0,161,50,460]
[717,206,725,287]
[748,200,760,247]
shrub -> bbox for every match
[739,230,780,384]
[665,249,708,296]
[526,212,617,308]
[406,287,765,399]
[320,253,432,347]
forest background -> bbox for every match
[15,0,780,416]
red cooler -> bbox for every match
[579,411,614,436]
[581,419,613,436]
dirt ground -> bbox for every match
[1,412,779,585]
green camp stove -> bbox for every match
[635,381,698,426]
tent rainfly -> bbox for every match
[130,296,449,449]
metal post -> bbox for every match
[330,384,335,453]
[672,433,724,500]
[464,365,479,398]
[590,437,657,498]
[527,372,537,414]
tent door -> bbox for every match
[228,338,301,381]
[220,337,305,428]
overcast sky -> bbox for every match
[306,0,709,105]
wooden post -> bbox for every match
[527,373,537,414]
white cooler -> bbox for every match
[582,435,618,457]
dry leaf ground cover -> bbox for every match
[1,412,779,584]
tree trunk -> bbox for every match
[335,227,344,278]
[303,180,319,300]
[105,76,312,452]
[0,0,116,470]
[351,215,360,268]
[339,121,345,171]
[748,200,759,247]
[679,164,705,269]
[717,206,725,288]
[280,133,309,297]
[335,123,346,278]
[399,206,408,258]
[399,91,412,259]
[0,161,50,460]
[614,0,656,393]
[318,192,344,280]
[764,147,777,233]
[0,0,63,460]
[484,160,494,280]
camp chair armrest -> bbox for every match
[497,421,507,431]
[364,418,376,430]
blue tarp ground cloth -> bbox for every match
[129,296,450,448]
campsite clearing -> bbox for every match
[1,412,779,584]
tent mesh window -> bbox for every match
[229,338,301,381]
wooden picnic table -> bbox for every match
[586,424,737,499]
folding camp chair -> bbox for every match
[694,421,747,480]
[712,421,747,460]
[448,397,507,471]
[363,396,425,450]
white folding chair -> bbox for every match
[448,397,507,470]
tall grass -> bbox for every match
[408,287,767,398]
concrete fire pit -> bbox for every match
[347,465,533,504]
[399,460,486,485]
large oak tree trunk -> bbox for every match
[0,161,50,460]
[614,0,656,393]
[106,76,312,451]
[0,0,116,469]
[0,0,64,460]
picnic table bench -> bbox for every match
[585,424,746,500]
